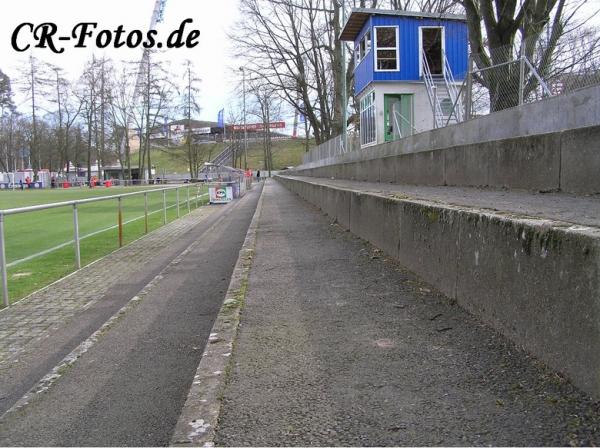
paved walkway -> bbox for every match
[0,205,219,415]
[215,180,600,446]
[0,207,214,368]
[0,185,262,445]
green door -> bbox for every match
[384,94,414,142]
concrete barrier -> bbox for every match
[302,84,600,167]
[277,174,600,399]
[560,125,600,194]
[292,124,599,194]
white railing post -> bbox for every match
[144,192,149,234]
[432,84,438,127]
[523,57,553,97]
[117,197,123,248]
[186,185,190,213]
[176,188,180,218]
[519,56,525,105]
[163,189,167,225]
[0,213,9,307]
[73,204,81,269]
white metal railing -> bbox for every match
[302,134,360,164]
[0,184,209,307]
[422,48,446,128]
[211,144,235,165]
[392,109,418,139]
[443,52,463,122]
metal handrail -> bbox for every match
[523,56,553,97]
[445,78,468,127]
[443,51,463,122]
[0,183,201,308]
[0,185,183,216]
[421,48,445,128]
[211,144,235,165]
[391,109,419,140]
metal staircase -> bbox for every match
[210,144,235,166]
[422,49,463,128]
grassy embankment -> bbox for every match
[150,138,314,175]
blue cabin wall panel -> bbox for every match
[354,16,374,94]
[441,20,468,78]
[355,55,373,94]
[353,14,468,94]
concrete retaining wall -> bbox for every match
[277,175,600,399]
[302,84,600,168]
[293,124,600,194]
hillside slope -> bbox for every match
[150,139,314,175]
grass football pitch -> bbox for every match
[0,185,208,305]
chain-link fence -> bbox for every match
[468,32,600,117]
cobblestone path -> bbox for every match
[0,206,215,373]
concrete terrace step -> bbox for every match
[277,175,600,399]
[282,176,600,228]
[215,180,600,446]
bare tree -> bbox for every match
[462,0,599,111]
[179,60,203,178]
[130,52,174,181]
[17,55,51,174]
[225,106,245,168]
[49,66,81,174]
[95,57,112,176]
[0,69,17,172]
[248,81,284,175]
[4,115,31,171]
[76,57,102,184]
[385,0,460,12]
[0,70,15,116]
[109,66,136,180]
[231,0,348,145]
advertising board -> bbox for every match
[209,185,233,204]
[232,121,286,131]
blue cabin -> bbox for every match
[340,9,469,147]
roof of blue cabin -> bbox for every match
[340,8,467,41]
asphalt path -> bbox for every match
[1,205,218,417]
[215,180,600,446]
[0,184,262,446]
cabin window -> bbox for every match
[360,30,371,60]
[360,91,376,146]
[374,26,398,71]
[356,31,371,67]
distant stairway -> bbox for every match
[210,144,235,166]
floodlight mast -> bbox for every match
[122,0,167,180]
[133,0,167,99]
[239,67,248,169]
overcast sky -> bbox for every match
[0,0,241,123]
[1,0,598,124]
